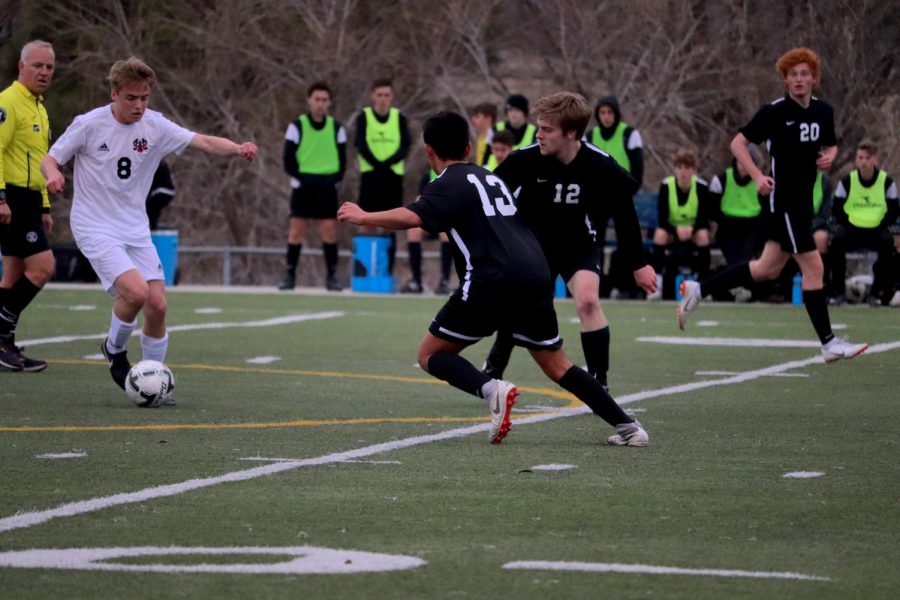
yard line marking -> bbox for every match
[695,370,809,378]
[638,336,821,348]
[35,451,87,460]
[16,312,345,348]
[503,560,831,581]
[246,356,281,365]
[1,340,897,533]
[783,471,825,479]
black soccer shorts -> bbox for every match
[0,186,50,258]
[429,289,563,352]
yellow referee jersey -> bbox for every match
[0,80,50,208]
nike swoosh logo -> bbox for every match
[786,121,795,126]
[537,178,548,182]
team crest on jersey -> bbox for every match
[0,108,6,124]
[33,124,40,132]
[133,138,149,153]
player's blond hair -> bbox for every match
[533,92,591,138]
[108,57,156,92]
[775,48,821,81]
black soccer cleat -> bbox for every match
[13,346,47,372]
[0,333,24,371]
[100,337,131,390]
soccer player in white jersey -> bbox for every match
[41,57,257,393]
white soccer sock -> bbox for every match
[108,313,137,352]
[140,332,169,363]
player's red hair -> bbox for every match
[775,48,821,80]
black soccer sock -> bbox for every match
[387,234,397,274]
[651,244,666,272]
[427,351,492,398]
[440,242,453,281]
[0,275,42,333]
[695,246,711,280]
[558,365,632,427]
[408,242,422,284]
[581,327,610,386]
[286,243,302,272]
[803,288,834,344]
[323,243,338,277]
[699,263,753,298]
[484,330,515,378]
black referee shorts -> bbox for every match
[0,185,50,259]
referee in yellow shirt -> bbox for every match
[0,40,57,372]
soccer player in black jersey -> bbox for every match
[338,111,649,447]
[482,92,657,389]
[678,48,867,363]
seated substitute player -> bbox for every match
[337,111,649,447]
[829,138,898,306]
[41,57,257,391]
[648,148,712,299]
[677,47,867,362]
[482,92,656,390]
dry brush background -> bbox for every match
[2,0,897,285]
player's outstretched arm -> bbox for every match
[40,155,66,194]
[189,134,257,161]
[337,202,422,230]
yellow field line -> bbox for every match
[2,359,580,432]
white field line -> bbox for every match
[17,313,345,348]
[638,336,821,348]
[503,560,831,581]
[1,340,897,534]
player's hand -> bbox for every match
[815,150,833,172]
[754,174,774,196]
[337,201,365,225]
[46,171,65,194]
[633,264,657,294]
[42,213,53,235]
[0,202,11,225]
[238,142,257,161]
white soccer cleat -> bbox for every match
[488,380,518,444]
[821,337,868,363]
[607,420,650,447]
[677,280,702,330]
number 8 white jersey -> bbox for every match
[49,106,194,244]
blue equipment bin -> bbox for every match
[150,230,179,286]
[351,235,394,293]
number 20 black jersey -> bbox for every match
[740,95,836,211]
[407,162,552,302]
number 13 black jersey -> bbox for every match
[407,162,552,302]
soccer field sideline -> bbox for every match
[3,338,897,535]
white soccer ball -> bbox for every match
[845,274,873,304]
[125,360,175,407]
